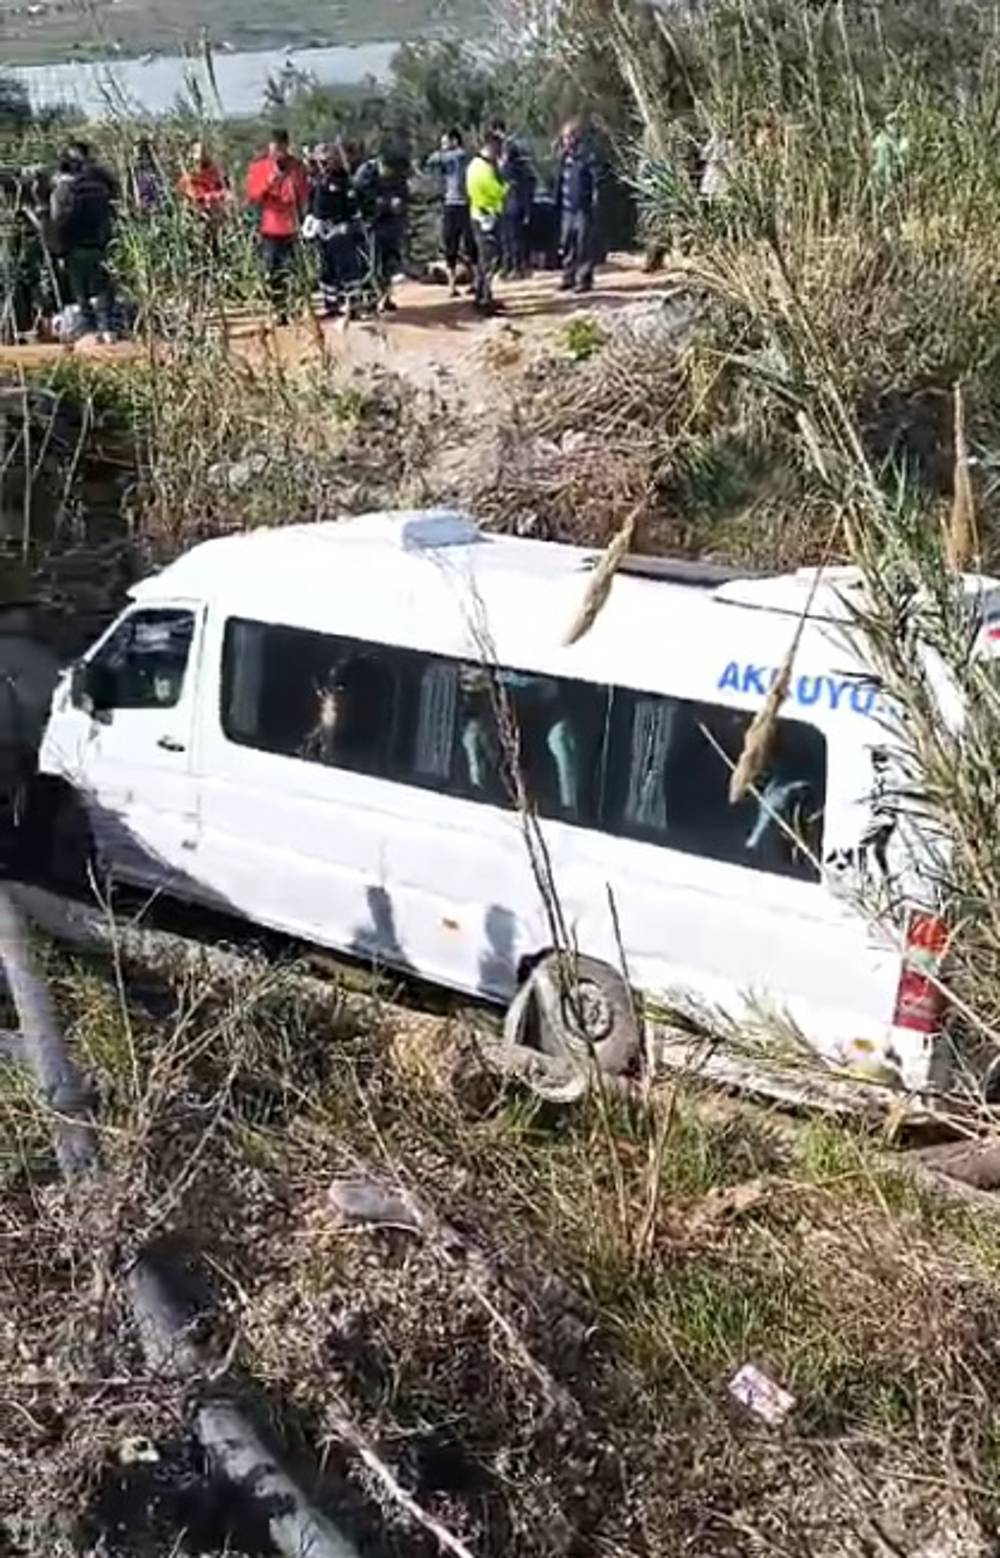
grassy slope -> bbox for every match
[5,947,996,1558]
[0,0,483,64]
[2,951,1000,1556]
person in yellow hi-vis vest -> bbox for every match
[466,132,507,315]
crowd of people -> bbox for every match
[0,140,122,341]
[0,116,603,343]
[238,115,602,321]
[419,119,599,312]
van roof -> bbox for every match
[140,510,607,595]
[137,510,1000,626]
[134,511,691,615]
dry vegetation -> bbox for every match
[4,951,1000,1556]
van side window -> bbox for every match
[454,663,508,807]
[496,668,608,824]
[221,619,397,778]
[392,658,607,825]
[76,609,195,711]
[604,690,826,881]
[220,615,825,879]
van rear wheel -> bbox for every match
[530,953,640,1077]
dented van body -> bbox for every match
[34,512,996,1093]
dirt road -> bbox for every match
[0,257,668,380]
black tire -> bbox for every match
[531,953,640,1077]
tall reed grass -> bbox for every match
[562,0,1000,1062]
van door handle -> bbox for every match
[157,735,186,753]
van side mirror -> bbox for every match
[73,661,116,719]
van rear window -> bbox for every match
[220,618,826,882]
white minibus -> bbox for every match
[30,509,992,1092]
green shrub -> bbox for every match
[563,314,607,362]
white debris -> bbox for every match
[728,1363,796,1426]
[117,1435,160,1466]
[207,452,269,492]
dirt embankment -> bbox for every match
[0,255,682,655]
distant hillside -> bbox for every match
[0,0,481,65]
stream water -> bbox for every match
[8,40,397,119]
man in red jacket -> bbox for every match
[244,129,309,324]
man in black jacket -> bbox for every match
[555,120,599,295]
[494,121,534,279]
[353,148,409,312]
[51,142,118,340]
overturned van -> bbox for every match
[29,510,995,1093]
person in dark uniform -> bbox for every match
[306,142,363,317]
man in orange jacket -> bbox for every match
[244,129,309,324]
[180,141,229,268]
[180,140,229,217]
